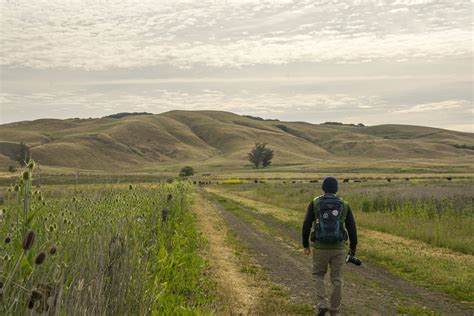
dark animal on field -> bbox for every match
[254,180,258,184]
[353,180,361,183]
[387,178,391,182]
[405,178,410,181]
[291,181,296,184]
[193,181,196,185]
[343,179,349,183]
[447,177,452,181]
[283,181,287,184]
[309,180,318,183]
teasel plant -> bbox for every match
[0,159,60,314]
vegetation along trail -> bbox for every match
[201,188,473,315]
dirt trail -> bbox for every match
[203,191,472,315]
[193,194,258,315]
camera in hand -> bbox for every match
[345,255,362,266]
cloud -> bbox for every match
[0,0,471,70]
[0,89,387,122]
[392,100,471,114]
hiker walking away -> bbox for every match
[302,176,358,316]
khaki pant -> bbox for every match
[312,249,346,314]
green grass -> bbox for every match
[0,164,214,314]
[208,186,474,306]
[220,201,314,315]
[396,304,441,315]
[219,181,474,255]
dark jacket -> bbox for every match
[302,195,357,250]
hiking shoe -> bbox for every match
[316,307,329,316]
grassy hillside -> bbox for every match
[0,110,472,172]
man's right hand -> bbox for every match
[304,247,311,255]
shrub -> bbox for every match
[179,166,194,177]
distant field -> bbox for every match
[215,181,474,254]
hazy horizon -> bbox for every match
[1,0,472,132]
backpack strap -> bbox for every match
[312,196,322,222]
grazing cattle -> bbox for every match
[387,178,391,182]
[343,179,349,183]
[309,180,318,183]
[405,178,410,181]
[447,177,452,181]
[254,180,258,184]
[282,181,287,184]
[291,180,296,184]
[353,179,361,183]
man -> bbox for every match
[302,176,358,316]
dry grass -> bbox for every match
[1,110,472,171]
[193,193,258,314]
[207,187,474,305]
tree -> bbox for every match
[248,143,274,168]
[179,166,194,177]
[261,147,274,168]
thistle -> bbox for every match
[22,230,35,250]
[49,246,57,255]
[34,252,46,265]
[22,171,31,181]
[27,160,36,170]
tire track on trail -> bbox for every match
[203,191,472,315]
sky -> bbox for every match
[0,0,472,132]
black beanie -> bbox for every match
[322,176,338,193]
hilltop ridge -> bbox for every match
[0,110,472,171]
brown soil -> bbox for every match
[203,191,473,315]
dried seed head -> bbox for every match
[4,236,11,244]
[22,230,35,250]
[49,246,57,255]
[22,171,31,181]
[34,252,46,265]
[30,289,42,300]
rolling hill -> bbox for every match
[0,110,473,171]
